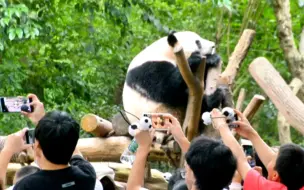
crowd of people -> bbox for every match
[0,94,303,190]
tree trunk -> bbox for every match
[300,27,304,54]
[219,29,256,88]
[273,0,304,102]
[81,114,113,137]
[277,78,303,144]
[249,57,304,135]
[172,41,206,141]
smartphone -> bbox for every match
[0,97,33,113]
[25,129,35,144]
[143,113,171,131]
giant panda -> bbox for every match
[122,31,229,133]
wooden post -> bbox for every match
[236,88,246,111]
[171,37,206,141]
[243,95,265,121]
[81,114,113,137]
[249,57,304,135]
[219,29,256,88]
[277,78,303,144]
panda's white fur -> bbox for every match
[123,31,218,125]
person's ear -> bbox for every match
[271,171,281,182]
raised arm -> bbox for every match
[21,94,45,126]
[0,128,31,189]
[127,129,154,190]
[211,109,251,179]
[162,114,190,153]
[232,109,275,169]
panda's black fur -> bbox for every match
[124,31,229,133]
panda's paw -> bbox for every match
[167,31,178,47]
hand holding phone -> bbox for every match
[25,129,35,144]
[0,97,33,113]
[143,113,170,131]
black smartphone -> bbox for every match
[0,97,33,113]
[25,129,35,144]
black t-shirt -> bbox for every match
[13,155,96,190]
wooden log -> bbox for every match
[219,29,256,88]
[243,94,265,121]
[173,41,206,141]
[76,137,180,163]
[249,57,304,135]
[277,78,303,144]
[0,137,34,164]
[112,112,129,136]
[236,88,246,111]
[81,114,113,137]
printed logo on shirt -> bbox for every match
[62,181,76,188]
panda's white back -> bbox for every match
[127,31,216,71]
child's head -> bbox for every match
[13,165,40,184]
[185,136,237,190]
[267,144,304,190]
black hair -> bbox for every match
[35,111,80,165]
[274,143,304,190]
[185,135,237,190]
[168,168,187,190]
[15,166,40,183]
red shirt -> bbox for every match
[244,169,304,190]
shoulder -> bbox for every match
[244,169,287,190]
[70,155,96,179]
[13,172,42,189]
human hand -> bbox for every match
[210,108,228,129]
[21,94,45,126]
[232,109,257,140]
[135,129,155,151]
[3,128,32,155]
[160,114,186,144]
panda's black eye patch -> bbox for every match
[145,119,148,123]
[131,125,137,129]
[143,114,148,117]
[223,111,229,116]
[149,125,152,128]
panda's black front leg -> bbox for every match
[188,51,203,73]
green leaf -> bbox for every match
[16,28,23,39]
[8,30,16,41]
[0,42,4,51]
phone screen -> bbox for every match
[25,129,35,144]
[0,97,32,113]
[144,113,170,131]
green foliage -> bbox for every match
[0,0,303,146]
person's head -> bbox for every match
[185,136,236,190]
[168,168,187,190]
[267,144,304,190]
[34,111,80,166]
[13,165,40,184]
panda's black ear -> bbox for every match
[167,31,177,47]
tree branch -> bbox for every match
[277,78,303,144]
[243,94,265,122]
[249,57,304,136]
[219,29,256,88]
[236,88,246,111]
[173,41,205,141]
